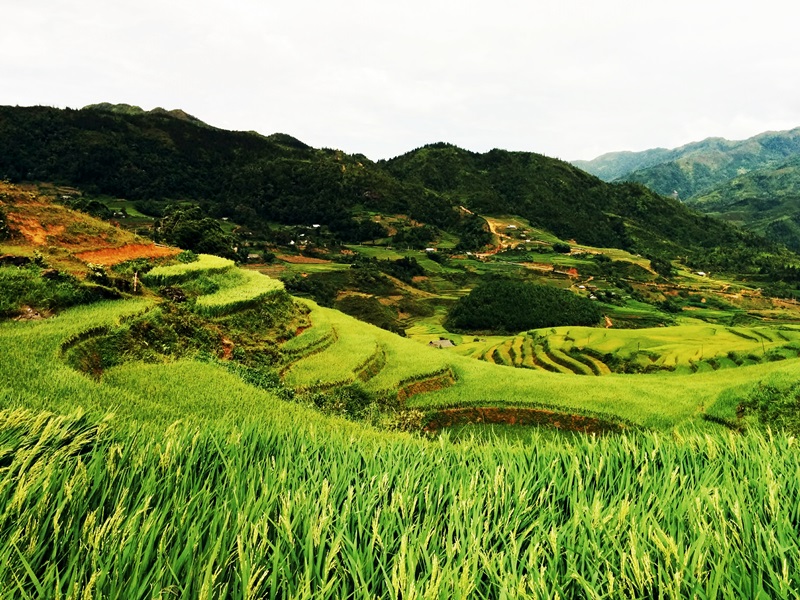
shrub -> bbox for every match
[552,242,571,254]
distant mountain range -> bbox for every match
[0,103,786,266]
[573,128,800,250]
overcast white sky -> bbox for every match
[3,0,799,161]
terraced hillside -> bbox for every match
[474,325,800,376]
[4,245,800,596]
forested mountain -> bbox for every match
[572,147,674,182]
[0,104,784,262]
[381,143,770,258]
[687,157,800,251]
[573,128,800,200]
[0,104,462,240]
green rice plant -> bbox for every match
[194,269,284,317]
[546,345,594,375]
[520,335,536,368]
[3,291,800,597]
[2,408,799,598]
[510,335,524,366]
[282,320,381,391]
[142,253,233,286]
[567,349,609,375]
[495,340,514,366]
[533,343,569,373]
[483,345,498,363]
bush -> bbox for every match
[335,295,404,335]
[0,265,107,317]
[552,242,571,254]
[739,381,800,433]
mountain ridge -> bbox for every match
[0,104,787,267]
[572,127,800,199]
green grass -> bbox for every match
[3,281,800,596]
[277,301,800,429]
[3,406,799,598]
[194,269,284,316]
[545,324,800,369]
[142,254,234,285]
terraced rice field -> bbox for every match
[475,324,800,376]
[280,300,453,395]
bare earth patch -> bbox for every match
[6,215,65,245]
[75,244,180,266]
[276,254,332,264]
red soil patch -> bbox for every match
[276,254,331,264]
[75,244,179,265]
[221,338,234,360]
[6,215,65,245]
[397,372,455,402]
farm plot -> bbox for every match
[281,308,383,392]
[142,254,234,285]
[280,301,453,395]
[474,325,800,376]
[194,269,284,316]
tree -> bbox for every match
[156,206,236,258]
[445,278,602,333]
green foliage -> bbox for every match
[552,241,571,253]
[739,381,800,433]
[648,254,675,277]
[0,265,111,317]
[281,272,341,306]
[391,224,438,249]
[58,195,113,219]
[156,206,237,258]
[176,249,198,263]
[453,214,492,251]
[335,295,404,335]
[446,278,602,333]
[377,256,425,283]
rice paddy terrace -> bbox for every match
[3,244,800,596]
[4,188,800,596]
[470,324,800,376]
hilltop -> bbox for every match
[573,128,800,251]
[0,104,784,266]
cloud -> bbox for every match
[3,0,799,160]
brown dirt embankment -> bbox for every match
[75,244,179,265]
[423,406,628,435]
